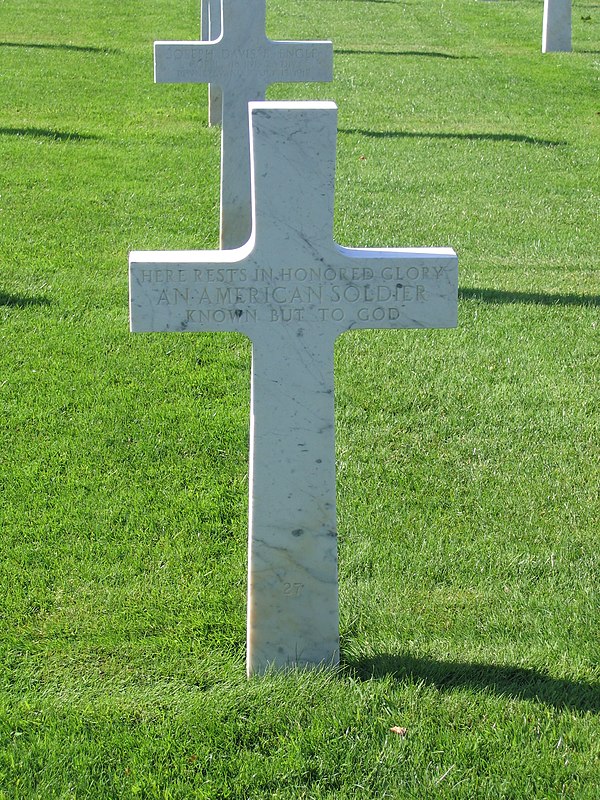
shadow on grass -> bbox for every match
[336,48,468,59]
[0,41,117,54]
[0,127,99,142]
[339,128,566,147]
[460,288,600,307]
[347,653,600,714]
[0,292,51,308]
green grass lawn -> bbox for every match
[1,0,599,796]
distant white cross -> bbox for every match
[155,0,333,249]
[200,0,222,125]
[130,102,458,675]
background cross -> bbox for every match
[200,0,222,125]
[155,0,333,249]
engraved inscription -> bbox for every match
[136,264,447,285]
[283,582,305,597]
[160,44,324,85]
[132,262,452,328]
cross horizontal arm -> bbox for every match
[262,40,333,85]
[154,39,332,88]
[155,42,224,84]
[129,247,457,336]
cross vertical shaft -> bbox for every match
[542,0,572,52]
[247,329,339,673]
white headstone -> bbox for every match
[200,0,222,126]
[155,0,333,250]
[542,0,572,52]
[129,102,458,675]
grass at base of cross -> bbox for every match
[2,668,598,798]
[1,0,598,797]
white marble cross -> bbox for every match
[129,102,458,676]
[155,0,333,250]
[542,0,572,52]
[200,0,222,125]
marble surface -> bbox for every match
[155,0,333,250]
[130,102,458,675]
[200,0,222,126]
[542,0,571,52]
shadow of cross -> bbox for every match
[129,102,458,676]
[155,0,333,249]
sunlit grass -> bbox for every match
[1,0,599,797]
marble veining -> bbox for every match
[155,0,333,249]
[129,103,458,675]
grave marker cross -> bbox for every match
[129,102,458,676]
[155,0,333,249]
